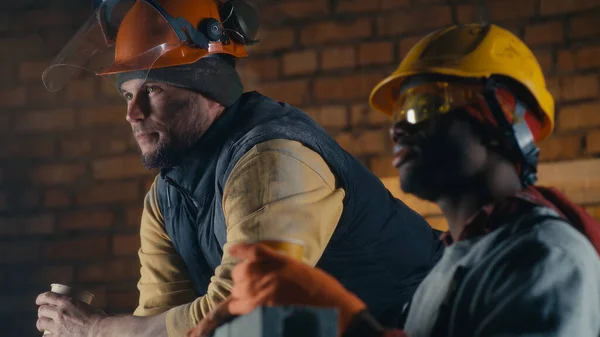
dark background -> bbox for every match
[2,0,600,335]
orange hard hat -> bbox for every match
[100,0,249,75]
[43,0,259,91]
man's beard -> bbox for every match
[141,146,181,169]
[140,135,189,169]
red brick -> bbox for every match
[301,18,372,46]
[99,139,129,155]
[43,30,74,57]
[0,113,8,132]
[381,0,411,10]
[80,106,125,127]
[0,86,26,107]
[28,80,62,104]
[256,80,309,106]
[5,265,75,286]
[321,46,356,70]
[126,207,143,228]
[43,237,109,261]
[359,42,394,66]
[488,0,536,20]
[238,57,280,82]
[36,265,75,285]
[66,78,96,102]
[0,35,44,59]
[0,292,42,314]
[586,130,600,154]
[262,0,328,21]
[282,50,318,75]
[370,155,397,177]
[61,138,93,157]
[532,49,554,73]
[377,6,452,36]
[21,10,72,29]
[251,28,296,53]
[106,259,141,281]
[524,22,564,46]
[76,264,105,283]
[337,0,382,13]
[541,0,600,15]
[107,289,138,310]
[351,104,391,127]
[398,35,426,58]
[30,163,86,186]
[355,129,388,155]
[558,101,600,131]
[575,45,600,70]
[92,155,148,180]
[456,5,475,24]
[538,134,582,161]
[14,109,75,132]
[315,105,348,129]
[20,61,51,81]
[557,50,575,72]
[0,241,40,263]
[334,132,355,154]
[0,138,55,158]
[571,13,600,39]
[59,211,115,230]
[313,72,386,102]
[17,188,40,209]
[0,214,54,236]
[76,181,139,205]
[43,189,71,208]
[144,175,158,192]
[100,78,122,98]
[113,234,140,256]
[555,75,600,101]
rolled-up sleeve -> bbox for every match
[164,139,345,336]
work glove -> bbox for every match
[226,243,367,336]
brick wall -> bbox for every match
[1,0,600,335]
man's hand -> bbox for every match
[36,292,107,337]
[226,243,367,334]
[185,299,233,337]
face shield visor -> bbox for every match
[41,0,217,92]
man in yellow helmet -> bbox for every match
[34,0,443,336]
[208,24,600,337]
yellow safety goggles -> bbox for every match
[392,81,484,125]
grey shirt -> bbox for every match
[404,206,600,337]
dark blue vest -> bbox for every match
[156,92,444,327]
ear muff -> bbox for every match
[220,0,260,45]
[200,17,225,42]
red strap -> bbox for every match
[532,186,600,256]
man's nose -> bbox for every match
[126,98,146,123]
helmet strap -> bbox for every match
[482,79,540,186]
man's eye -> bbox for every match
[124,92,133,100]
[147,86,161,94]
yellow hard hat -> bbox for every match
[369,24,555,141]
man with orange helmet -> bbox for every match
[212,24,600,337]
[34,0,443,336]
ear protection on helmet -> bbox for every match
[219,0,260,45]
